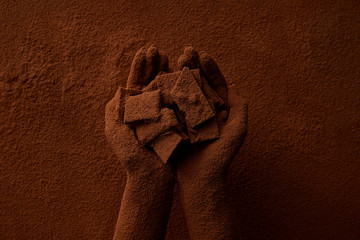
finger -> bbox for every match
[110,86,141,123]
[105,96,118,124]
[213,88,247,161]
[226,87,248,136]
[177,45,200,70]
[107,88,123,123]
[144,44,160,85]
[158,50,169,72]
[126,47,146,90]
[199,51,228,107]
[201,75,225,110]
[105,89,126,139]
[105,95,145,161]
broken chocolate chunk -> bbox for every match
[150,131,186,164]
[135,108,179,144]
[142,69,202,106]
[152,72,179,105]
[190,68,202,88]
[124,89,161,124]
[116,87,142,122]
[188,117,219,143]
[170,67,215,128]
[142,78,158,92]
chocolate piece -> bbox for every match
[142,69,202,105]
[170,67,215,128]
[190,68,202,88]
[135,108,179,144]
[151,72,179,105]
[150,131,185,164]
[124,90,161,124]
[172,106,189,137]
[142,78,158,92]
[115,87,142,122]
[188,117,220,143]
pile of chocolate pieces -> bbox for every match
[119,67,225,164]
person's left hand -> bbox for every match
[175,46,248,185]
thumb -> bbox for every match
[219,87,248,154]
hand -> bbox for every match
[105,45,171,177]
[106,45,175,240]
[174,46,248,239]
[176,46,248,184]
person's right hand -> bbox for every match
[107,46,175,240]
[105,45,171,177]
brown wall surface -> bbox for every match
[1,1,359,239]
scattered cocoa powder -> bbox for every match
[1,2,359,240]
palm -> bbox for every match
[105,45,170,173]
[105,45,247,179]
[175,47,248,181]
[105,91,154,171]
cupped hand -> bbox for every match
[176,46,248,183]
[105,45,171,176]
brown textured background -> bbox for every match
[1,1,359,239]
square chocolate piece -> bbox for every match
[124,89,161,124]
[170,67,215,128]
[152,72,180,105]
[135,108,179,145]
[143,69,202,106]
[115,87,142,122]
[188,117,220,143]
[190,68,202,88]
[150,131,185,164]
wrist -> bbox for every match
[127,167,175,191]
[115,147,172,176]
[177,170,225,189]
[125,156,174,184]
